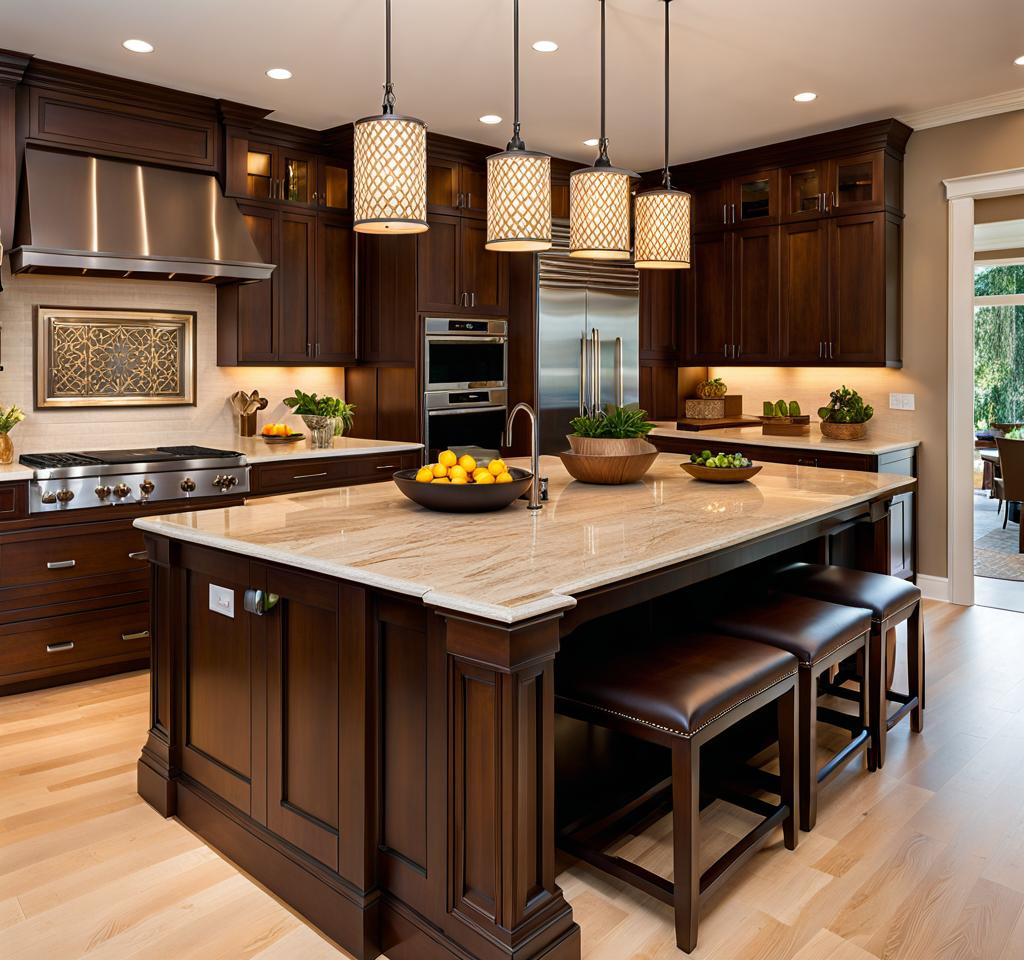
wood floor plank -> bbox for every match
[0,601,1017,960]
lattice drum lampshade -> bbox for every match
[569,167,633,260]
[353,115,428,234]
[634,188,691,269]
[486,150,551,252]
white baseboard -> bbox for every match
[917,574,952,602]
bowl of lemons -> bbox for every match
[392,450,533,513]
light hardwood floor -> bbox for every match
[2,601,1024,959]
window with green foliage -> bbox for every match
[974,263,1024,428]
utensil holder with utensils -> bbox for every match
[230,390,269,437]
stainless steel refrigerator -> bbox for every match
[536,249,640,454]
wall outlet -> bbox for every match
[209,584,235,618]
[889,392,916,411]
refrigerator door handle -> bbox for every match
[615,337,623,407]
[591,327,601,413]
[579,335,587,415]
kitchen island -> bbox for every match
[134,455,915,960]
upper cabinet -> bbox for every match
[676,119,909,367]
[427,157,487,219]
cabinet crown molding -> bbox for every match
[0,49,31,87]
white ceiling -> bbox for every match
[4,0,1024,170]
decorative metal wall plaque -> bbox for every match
[35,307,196,408]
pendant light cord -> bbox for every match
[382,0,396,115]
[508,0,525,150]
[663,0,671,188]
[596,0,610,166]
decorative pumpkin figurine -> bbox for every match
[696,377,728,399]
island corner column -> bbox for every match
[437,607,581,960]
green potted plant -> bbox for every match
[0,404,25,465]
[567,404,656,456]
[817,386,874,440]
[283,390,356,448]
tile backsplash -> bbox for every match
[0,263,344,449]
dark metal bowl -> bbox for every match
[392,467,533,513]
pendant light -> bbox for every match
[634,0,691,269]
[353,0,428,235]
[569,0,636,260]
[486,0,552,252]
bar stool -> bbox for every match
[555,631,799,954]
[705,593,873,832]
[772,563,924,768]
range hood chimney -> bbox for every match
[10,149,274,283]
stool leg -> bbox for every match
[862,636,876,772]
[671,739,701,954]
[798,668,816,833]
[778,683,799,848]
[908,603,924,733]
[869,625,886,769]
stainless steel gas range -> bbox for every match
[19,445,250,514]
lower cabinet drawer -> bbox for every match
[250,452,418,495]
[0,525,146,588]
[0,603,150,677]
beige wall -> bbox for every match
[0,261,344,450]
[714,109,1024,580]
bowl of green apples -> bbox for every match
[680,450,762,483]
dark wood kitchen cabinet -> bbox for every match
[218,204,356,365]
[674,119,908,367]
[242,140,317,205]
[357,233,418,364]
[417,215,508,316]
[426,156,487,219]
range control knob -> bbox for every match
[113,483,132,500]
[40,490,57,505]
[212,474,239,490]
[139,479,156,496]
[180,477,197,493]
[95,484,111,501]
[54,488,75,504]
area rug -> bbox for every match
[974,524,1024,580]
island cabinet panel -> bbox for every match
[181,567,255,816]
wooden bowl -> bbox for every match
[566,436,656,457]
[392,467,533,513]
[680,462,763,483]
[261,433,305,444]
[558,449,659,485]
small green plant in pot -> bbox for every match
[567,405,655,456]
[283,390,356,448]
[817,386,873,440]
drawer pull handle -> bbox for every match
[122,630,151,642]
[46,560,77,570]
[46,642,75,653]
[375,464,398,470]
[128,551,149,561]
[292,472,328,480]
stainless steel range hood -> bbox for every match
[9,149,275,283]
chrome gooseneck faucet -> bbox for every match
[503,402,542,510]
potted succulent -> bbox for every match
[567,405,656,456]
[695,376,728,399]
[283,390,356,448]
[0,404,25,465]
[817,386,874,440]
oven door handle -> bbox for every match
[425,336,507,345]
[426,405,508,416]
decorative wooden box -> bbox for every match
[684,395,743,419]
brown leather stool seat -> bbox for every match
[555,631,799,954]
[771,562,925,769]
[706,593,873,831]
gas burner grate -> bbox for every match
[156,446,243,458]
[19,452,104,469]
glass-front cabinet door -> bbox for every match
[731,169,779,225]
[281,152,314,205]
[316,159,350,211]
[829,152,884,215]
[246,144,276,201]
[782,162,826,221]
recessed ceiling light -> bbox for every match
[583,138,599,147]
[122,39,154,54]
[266,68,293,80]
[793,91,817,102]
[532,40,559,53]
[479,114,502,124]
[1015,55,1024,66]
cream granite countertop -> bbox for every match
[650,422,919,456]
[135,454,915,624]
[0,435,422,482]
